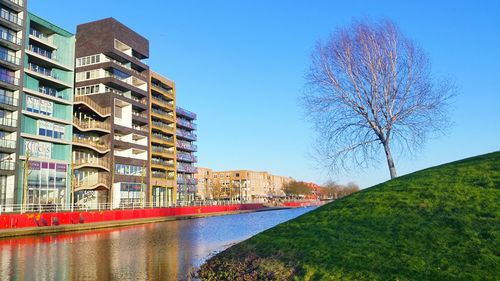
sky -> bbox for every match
[29,0,500,188]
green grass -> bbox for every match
[198,152,500,280]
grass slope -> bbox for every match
[199,152,500,280]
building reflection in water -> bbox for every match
[0,208,313,280]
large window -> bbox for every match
[76,69,100,82]
[119,182,144,206]
[26,161,67,205]
[115,163,144,176]
[75,84,100,96]
[26,95,53,116]
[76,54,101,67]
[38,120,65,139]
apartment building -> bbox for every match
[149,71,176,207]
[0,0,26,207]
[73,18,150,208]
[18,12,75,207]
[197,169,293,200]
[195,167,212,200]
[176,106,197,202]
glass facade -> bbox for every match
[119,182,145,206]
[26,161,68,205]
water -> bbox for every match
[0,207,314,280]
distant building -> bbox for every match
[195,169,293,200]
[176,107,197,202]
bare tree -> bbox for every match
[304,19,455,179]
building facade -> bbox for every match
[196,169,293,200]
[0,0,26,207]
[73,18,150,208]
[195,167,212,200]
[175,107,197,202]
[19,12,75,207]
[149,70,176,207]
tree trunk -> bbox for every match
[382,141,397,179]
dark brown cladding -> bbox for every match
[76,17,149,59]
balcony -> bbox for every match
[0,9,23,30]
[0,92,18,107]
[151,95,173,108]
[28,44,56,61]
[177,152,197,163]
[29,28,56,50]
[152,133,173,144]
[73,117,111,132]
[176,107,196,120]
[0,116,17,130]
[0,50,20,67]
[0,138,16,149]
[152,146,174,155]
[176,140,197,152]
[1,0,24,12]
[105,71,147,93]
[0,160,15,171]
[27,62,56,79]
[74,157,110,171]
[177,177,198,185]
[74,95,111,117]
[176,117,197,130]
[176,128,197,141]
[0,28,21,48]
[177,163,197,173]
[152,171,167,179]
[75,173,110,191]
[151,158,174,167]
[73,135,109,153]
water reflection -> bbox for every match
[0,207,314,280]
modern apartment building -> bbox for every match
[73,18,150,208]
[0,0,26,207]
[196,169,293,200]
[18,12,75,207]
[149,71,176,207]
[176,106,197,202]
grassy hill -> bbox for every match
[198,152,500,280]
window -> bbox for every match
[76,69,100,82]
[76,84,100,96]
[76,54,101,67]
[115,163,144,176]
[26,161,67,205]
[26,95,53,116]
[37,120,65,139]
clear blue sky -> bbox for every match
[30,1,500,188]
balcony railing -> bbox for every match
[28,63,58,80]
[0,50,20,65]
[74,117,110,131]
[176,118,197,130]
[0,9,23,26]
[73,135,108,151]
[177,177,198,185]
[177,164,197,173]
[74,95,111,116]
[0,116,17,127]
[152,146,174,155]
[176,107,196,120]
[176,128,197,141]
[0,160,15,171]
[0,93,18,106]
[74,157,110,168]
[75,173,110,190]
[176,140,197,152]
[0,138,15,149]
[132,111,148,119]
[0,72,19,85]
[28,44,56,61]
[0,29,21,45]
[152,171,167,178]
[152,133,173,143]
[151,158,174,167]
[177,152,197,163]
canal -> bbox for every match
[0,207,314,280]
